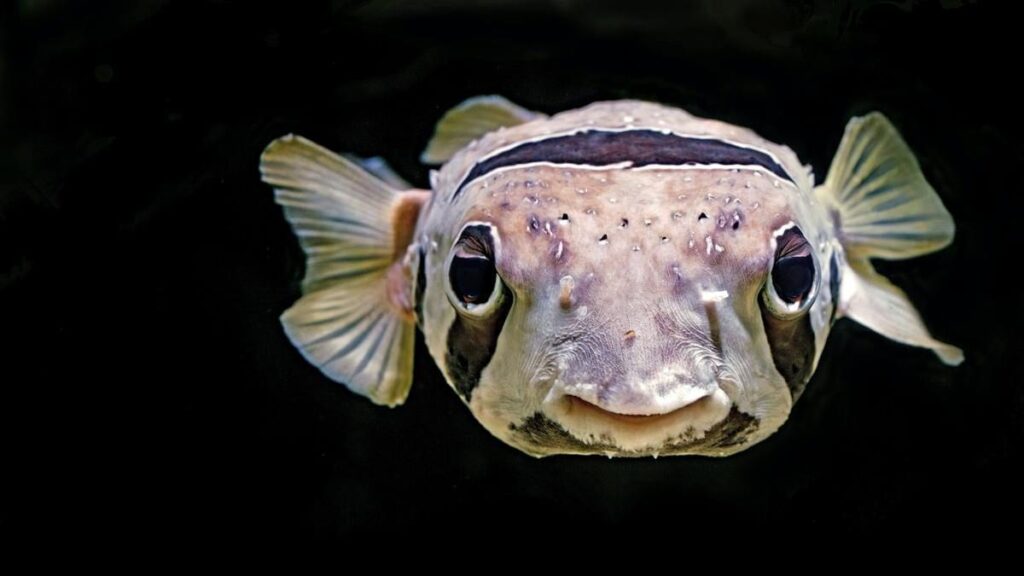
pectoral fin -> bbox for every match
[820,113,962,365]
[840,259,963,366]
[816,112,955,261]
[421,95,545,164]
[261,135,429,406]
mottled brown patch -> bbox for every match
[509,407,759,457]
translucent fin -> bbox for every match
[421,95,546,164]
[839,259,963,366]
[260,134,425,406]
[816,112,955,261]
[343,154,412,189]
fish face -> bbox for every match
[264,97,959,459]
[426,165,832,457]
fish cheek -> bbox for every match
[444,285,514,402]
[759,309,816,400]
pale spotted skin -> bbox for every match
[415,102,840,457]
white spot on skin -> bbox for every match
[555,241,564,260]
[632,245,641,252]
[715,243,725,253]
[643,218,653,226]
[701,289,730,303]
[622,115,635,123]
[705,236,713,255]
[544,221,553,236]
[688,238,695,249]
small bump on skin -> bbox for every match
[559,275,575,310]
[643,218,653,226]
[672,211,683,221]
[619,218,629,229]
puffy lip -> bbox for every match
[563,395,717,428]
[540,380,734,447]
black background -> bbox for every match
[2,0,1021,540]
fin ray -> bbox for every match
[261,134,421,406]
[822,113,962,365]
[840,259,964,366]
[817,112,954,260]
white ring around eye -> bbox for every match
[762,222,821,318]
[444,221,506,318]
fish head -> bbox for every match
[422,163,836,457]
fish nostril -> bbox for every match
[598,234,609,245]
[619,218,629,228]
[559,213,570,223]
[698,212,708,222]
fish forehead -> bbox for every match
[460,165,796,293]
[433,100,813,199]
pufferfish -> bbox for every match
[260,96,962,458]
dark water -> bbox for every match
[2,0,1021,539]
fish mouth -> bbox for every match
[564,394,717,427]
[540,382,735,453]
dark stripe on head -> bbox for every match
[759,309,816,399]
[445,285,513,401]
[453,129,791,200]
[413,246,426,328]
[828,252,841,323]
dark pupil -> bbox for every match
[772,256,814,304]
[449,255,496,305]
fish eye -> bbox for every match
[446,223,505,316]
[762,225,820,316]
